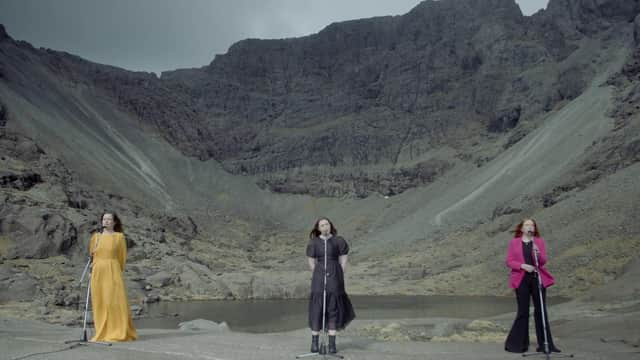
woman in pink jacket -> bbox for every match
[504,218,561,353]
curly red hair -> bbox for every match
[513,218,540,237]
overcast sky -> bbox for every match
[0,0,549,75]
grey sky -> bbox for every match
[0,0,548,76]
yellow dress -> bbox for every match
[89,231,137,342]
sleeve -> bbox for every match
[536,238,548,266]
[337,237,350,256]
[505,239,521,270]
[89,233,96,256]
[306,239,316,258]
[118,233,127,272]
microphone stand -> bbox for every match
[523,244,572,359]
[64,231,111,347]
[296,236,343,359]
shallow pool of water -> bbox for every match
[134,295,567,333]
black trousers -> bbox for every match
[505,273,556,353]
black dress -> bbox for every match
[307,235,356,331]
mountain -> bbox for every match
[0,0,639,324]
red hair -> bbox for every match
[512,218,540,237]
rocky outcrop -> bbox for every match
[156,0,638,197]
[178,319,230,332]
[257,159,452,197]
[0,265,39,302]
[3,0,637,198]
[635,13,640,46]
[545,0,640,35]
[181,0,536,180]
[487,106,521,133]
[0,210,77,259]
[0,103,7,127]
[0,130,72,259]
[0,24,9,42]
[0,171,42,190]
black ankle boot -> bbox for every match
[310,335,319,353]
[328,335,337,354]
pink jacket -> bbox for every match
[506,236,555,289]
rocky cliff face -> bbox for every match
[4,1,633,199]
[157,0,636,197]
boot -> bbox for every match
[310,335,319,353]
[328,335,337,354]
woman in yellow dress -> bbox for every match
[89,212,137,342]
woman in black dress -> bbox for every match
[306,217,355,354]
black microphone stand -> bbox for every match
[296,236,343,359]
[522,246,572,359]
[64,230,111,348]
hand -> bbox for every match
[521,264,536,273]
[532,244,540,253]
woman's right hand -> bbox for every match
[521,264,536,273]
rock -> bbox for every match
[0,209,77,259]
[465,320,505,332]
[0,170,43,190]
[37,306,50,316]
[0,266,39,302]
[151,229,166,243]
[144,294,160,303]
[405,267,426,280]
[177,266,207,294]
[492,205,522,219]
[52,292,79,307]
[557,66,587,101]
[431,320,469,338]
[546,0,640,33]
[0,24,9,42]
[487,106,521,133]
[164,216,198,241]
[178,319,229,332]
[378,323,410,341]
[64,294,80,307]
[257,159,452,198]
[130,304,143,316]
[0,103,7,127]
[635,14,640,46]
[147,271,173,288]
[63,318,79,326]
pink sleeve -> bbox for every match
[505,240,521,270]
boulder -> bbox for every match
[178,319,230,332]
[0,208,77,259]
